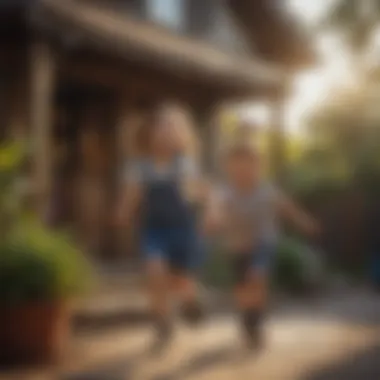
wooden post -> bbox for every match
[269,89,287,186]
[195,102,218,175]
[114,100,142,260]
[0,75,10,140]
[9,66,28,141]
[30,38,56,219]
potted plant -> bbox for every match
[0,142,92,365]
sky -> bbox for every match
[240,0,353,135]
[286,0,350,134]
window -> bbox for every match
[146,0,185,31]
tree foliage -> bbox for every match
[289,83,380,198]
[324,0,380,55]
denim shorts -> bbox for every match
[142,227,202,273]
[230,243,276,285]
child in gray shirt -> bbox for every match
[203,142,319,353]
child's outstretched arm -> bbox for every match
[276,191,320,237]
[179,156,210,204]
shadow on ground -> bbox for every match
[270,290,380,328]
[149,346,234,380]
[301,343,380,380]
[56,343,380,380]
[61,350,140,380]
[73,310,151,333]
[62,346,234,380]
[72,289,380,335]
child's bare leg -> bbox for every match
[235,268,269,351]
[171,272,196,302]
[171,271,203,325]
[235,271,268,310]
[146,258,170,314]
[146,258,172,353]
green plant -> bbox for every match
[202,243,233,289]
[273,237,305,291]
[0,220,93,305]
[0,141,93,306]
[273,236,325,293]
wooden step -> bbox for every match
[73,268,148,329]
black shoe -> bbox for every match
[245,326,265,353]
[241,309,265,353]
[149,318,173,357]
[181,300,204,326]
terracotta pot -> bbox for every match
[0,301,71,365]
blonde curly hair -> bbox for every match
[132,101,199,159]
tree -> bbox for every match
[324,0,380,73]
[300,84,380,195]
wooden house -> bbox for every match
[0,0,314,262]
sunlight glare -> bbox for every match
[287,35,352,134]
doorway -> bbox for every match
[51,83,119,262]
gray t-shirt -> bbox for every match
[219,181,280,251]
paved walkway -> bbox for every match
[3,290,380,380]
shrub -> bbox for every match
[0,220,93,305]
[0,142,93,306]
[273,236,325,293]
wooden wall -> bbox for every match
[2,40,224,262]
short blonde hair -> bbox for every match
[133,101,199,158]
[223,141,260,162]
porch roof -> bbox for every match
[228,0,316,70]
[33,0,285,97]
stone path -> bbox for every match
[2,290,380,380]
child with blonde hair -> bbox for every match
[116,102,204,355]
